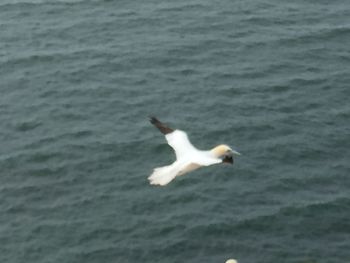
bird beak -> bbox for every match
[222,155,234,164]
[231,149,241,156]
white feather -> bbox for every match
[148,129,221,186]
[165,130,196,159]
[148,164,180,186]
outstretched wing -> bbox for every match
[165,130,197,159]
[149,117,174,134]
[149,117,196,159]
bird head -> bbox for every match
[211,144,240,164]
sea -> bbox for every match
[0,1,349,263]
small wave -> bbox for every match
[0,0,87,6]
[14,119,42,132]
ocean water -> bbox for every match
[1,0,350,262]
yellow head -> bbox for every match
[211,144,240,164]
[211,144,232,157]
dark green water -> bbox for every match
[1,1,350,263]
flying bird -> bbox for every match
[148,117,240,186]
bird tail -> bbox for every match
[148,164,179,186]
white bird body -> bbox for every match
[148,118,240,186]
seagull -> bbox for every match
[148,117,240,186]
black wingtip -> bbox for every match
[149,116,174,135]
[149,116,159,125]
